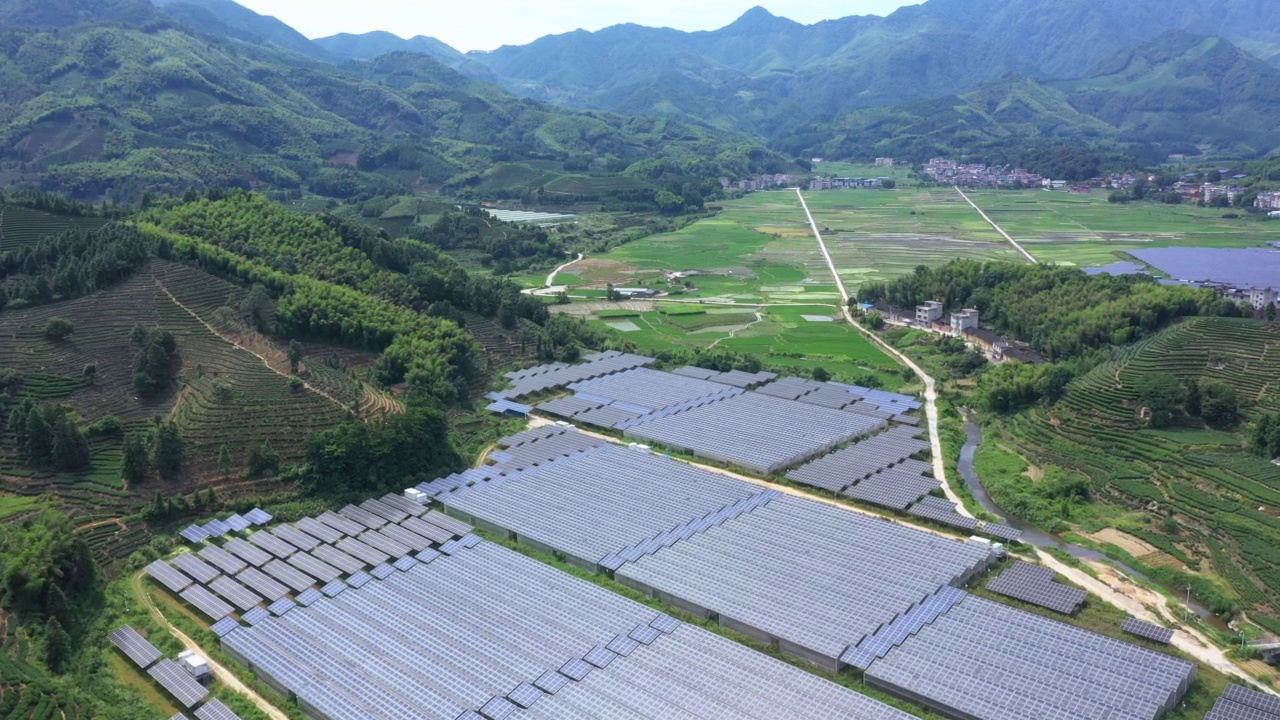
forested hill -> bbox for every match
[0,0,784,204]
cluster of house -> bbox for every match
[922,159,1046,188]
[725,174,799,192]
[1255,191,1280,214]
[1166,181,1248,204]
[911,301,1047,365]
[807,176,888,190]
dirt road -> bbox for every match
[953,187,1038,264]
[131,571,290,720]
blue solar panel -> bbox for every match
[507,683,543,709]
[416,548,441,564]
[650,614,681,634]
[461,534,482,548]
[320,580,347,598]
[180,525,209,543]
[558,657,593,681]
[534,671,569,695]
[438,539,462,555]
[346,571,372,588]
[244,508,273,525]
[583,645,617,668]
[628,624,662,645]
[241,607,270,625]
[296,588,323,606]
[606,634,641,657]
[479,696,518,720]
[267,597,295,616]
[392,555,418,572]
[210,617,241,637]
[370,563,395,580]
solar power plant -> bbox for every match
[421,509,472,537]
[358,528,412,558]
[235,567,290,602]
[377,493,427,517]
[623,391,887,475]
[218,538,916,720]
[787,425,929,493]
[499,352,654,400]
[271,524,321,552]
[377,523,434,552]
[317,510,366,537]
[145,560,194,593]
[287,552,343,584]
[1122,617,1176,645]
[209,575,264,611]
[149,659,210,708]
[1205,684,1280,720]
[907,496,981,531]
[294,517,345,545]
[338,504,387,530]
[244,507,273,525]
[180,584,234,620]
[535,395,604,418]
[400,516,454,545]
[986,561,1088,614]
[180,524,210,543]
[564,403,644,429]
[263,559,316,593]
[310,543,366,574]
[108,625,162,669]
[864,595,1196,720]
[979,520,1023,542]
[360,498,408,524]
[247,529,297,559]
[443,444,763,567]
[202,518,232,538]
[211,617,241,637]
[223,537,273,567]
[170,553,220,584]
[841,466,941,510]
[615,495,992,669]
[198,544,247,575]
[417,428,606,499]
[223,514,252,533]
[336,536,391,567]
[193,698,242,720]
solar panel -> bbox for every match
[346,571,372,588]
[180,584,234,621]
[360,498,408,523]
[171,553,219,584]
[235,566,289,602]
[1121,617,1175,645]
[369,563,395,580]
[317,510,366,537]
[261,559,315,592]
[148,659,210,708]
[376,523,432,552]
[338,504,386,529]
[507,682,543,709]
[309,544,365,575]
[358,528,412,558]
[986,561,1087,614]
[294,517,345,545]
[320,579,348,597]
[650,615,682,634]
[558,657,593,681]
[296,588,323,606]
[202,518,231,538]
[108,625,162,668]
[421,509,472,537]
[198,545,248,575]
[222,537,272,567]
[194,698,241,720]
[534,670,570,695]
[145,560,194,593]
[243,508,272,525]
[210,617,240,637]
[400,516,453,544]
[180,525,210,543]
[286,552,342,583]
[271,524,321,552]
[392,555,418,572]
[209,575,263,611]
[247,530,297,559]
[222,514,251,533]
[479,696,519,720]
[979,521,1023,542]
[241,607,270,625]
[336,537,390,567]
[268,597,296,616]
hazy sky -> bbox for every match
[233,1,922,53]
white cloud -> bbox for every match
[232,0,921,52]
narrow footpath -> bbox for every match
[793,188,972,515]
[953,186,1038,263]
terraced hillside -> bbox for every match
[995,318,1280,629]
[0,260,351,556]
[0,204,108,252]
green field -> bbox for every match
[986,317,1280,631]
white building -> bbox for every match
[951,308,980,335]
[916,301,944,325]
[1249,287,1277,310]
[178,650,212,683]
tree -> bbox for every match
[865,311,885,330]
[122,434,149,484]
[1199,380,1239,427]
[881,179,896,189]
[43,616,71,673]
[152,421,184,481]
[49,413,89,471]
[245,440,280,478]
[43,317,74,341]
[132,328,177,396]
[217,444,232,476]
[240,283,273,331]
[82,363,97,385]
[287,340,304,374]
[811,367,831,382]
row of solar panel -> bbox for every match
[180,507,272,543]
[986,561,1088,615]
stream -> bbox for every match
[957,411,1218,622]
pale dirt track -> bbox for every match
[131,571,290,720]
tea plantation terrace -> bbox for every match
[430,431,1195,719]
[215,538,917,720]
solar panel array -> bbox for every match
[181,584,234,621]
[181,524,210,543]
[1205,684,1280,720]
[865,595,1196,720]
[840,462,941,510]
[236,566,289,602]
[624,390,887,474]
[198,545,247,575]
[146,559,194,593]
[986,561,1088,614]
[272,524,320,552]
[568,367,736,413]
[499,351,654,400]
[211,617,241,637]
[148,659,210,708]
[247,529,297,559]
[193,698,241,720]
[262,558,315,592]
[244,507,273,525]
[171,553,219,584]
[839,586,968,669]
[668,365,778,388]
[218,538,916,720]
[616,495,992,668]
[209,575,263,611]
[442,444,764,568]
[223,514,251,533]
[1122,617,1175,645]
[787,425,929,493]
[979,519,1023,542]
[907,495,981,531]
[418,425,606,499]
[108,625,162,669]
[756,377,923,416]
[223,537,272,567]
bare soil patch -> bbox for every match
[1092,528,1158,557]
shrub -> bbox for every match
[43,317,74,341]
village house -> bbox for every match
[1254,191,1280,210]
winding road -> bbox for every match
[794,189,972,515]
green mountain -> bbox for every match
[315,31,463,66]
[780,32,1280,163]
[0,0,781,203]
[468,2,1280,141]
[152,0,334,61]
